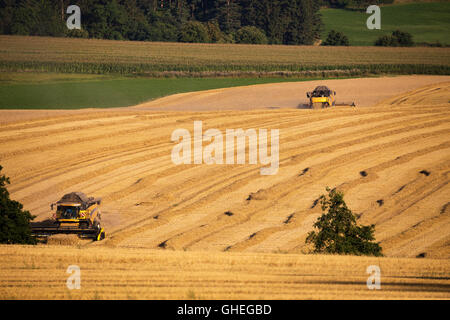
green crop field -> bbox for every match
[0,73,326,109]
[1,35,449,77]
[321,2,450,46]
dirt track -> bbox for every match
[0,76,449,260]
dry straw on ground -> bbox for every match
[0,77,449,299]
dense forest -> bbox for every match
[0,0,323,45]
[0,0,395,45]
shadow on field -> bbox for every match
[297,103,311,109]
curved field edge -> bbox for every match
[0,76,354,110]
[0,75,447,112]
[0,245,449,300]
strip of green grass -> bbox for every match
[0,75,336,109]
[321,2,450,46]
[0,72,115,84]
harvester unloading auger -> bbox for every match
[31,192,105,242]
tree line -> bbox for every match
[0,0,323,45]
[320,0,393,9]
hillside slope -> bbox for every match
[132,75,450,111]
[0,78,448,259]
[321,2,450,46]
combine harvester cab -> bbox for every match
[307,86,336,109]
[31,192,105,242]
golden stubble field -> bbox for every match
[1,245,449,300]
[0,77,449,299]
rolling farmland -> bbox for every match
[0,77,448,255]
[1,0,450,302]
[0,76,449,299]
[321,2,450,46]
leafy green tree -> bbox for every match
[375,34,396,47]
[240,0,322,45]
[0,166,36,244]
[240,0,258,27]
[326,0,350,8]
[169,0,190,24]
[66,28,89,38]
[204,20,224,43]
[215,0,241,34]
[347,0,372,9]
[323,30,349,46]
[0,0,13,34]
[8,0,38,36]
[0,0,64,37]
[34,0,66,37]
[375,30,414,47]
[235,26,267,44]
[147,10,179,42]
[294,0,322,45]
[392,30,413,47]
[0,0,324,45]
[178,21,210,43]
[84,0,127,39]
[306,187,383,256]
[257,0,283,44]
[321,0,393,9]
[120,0,150,41]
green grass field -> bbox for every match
[321,2,450,46]
[0,73,327,109]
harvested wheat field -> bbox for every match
[0,244,449,299]
[132,75,450,111]
[0,76,449,299]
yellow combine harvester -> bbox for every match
[307,86,336,109]
[31,192,105,241]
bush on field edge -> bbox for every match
[0,165,36,245]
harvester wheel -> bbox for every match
[312,102,322,109]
